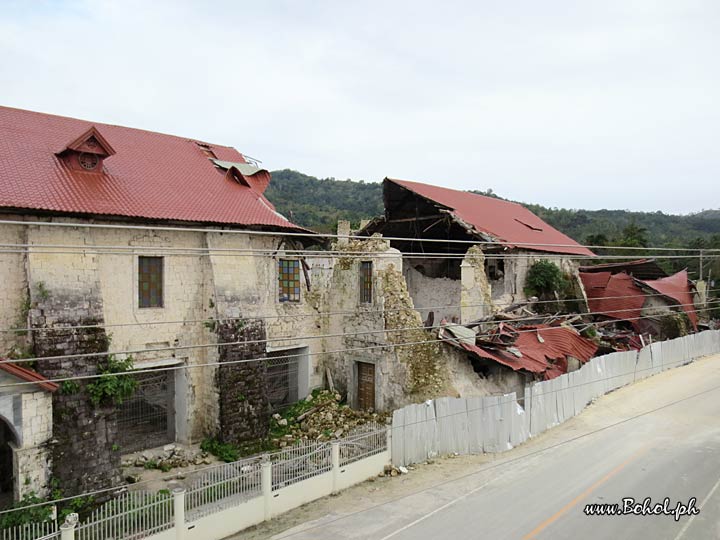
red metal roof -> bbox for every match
[580,271,646,323]
[386,178,595,256]
[0,360,59,392]
[446,324,597,380]
[640,270,698,329]
[0,106,306,230]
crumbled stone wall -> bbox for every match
[216,320,270,444]
[461,246,494,323]
[24,224,121,499]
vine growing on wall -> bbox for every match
[85,355,138,407]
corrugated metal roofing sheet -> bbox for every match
[444,324,597,380]
[640,270,698,329]
[0,106,305,230]
[580,271,646,323]
[386,178,595,257]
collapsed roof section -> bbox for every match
[579,267,698,330]
[440,323,598,381]
[578,258,667,280]
[361,178,595,257]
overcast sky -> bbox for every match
[1,0,718,214]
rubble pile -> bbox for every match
[122,444,213,474]
[269,389,387,447]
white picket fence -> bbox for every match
[5,331,718,540]
[75,491,174,540]
[0,423,390,540]
[391,330,720,466]
[0,520,58,540]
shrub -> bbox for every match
[85,355,137,407]
[525,260,564,297]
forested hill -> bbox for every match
[266,169,720,249]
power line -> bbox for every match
[2,218,719,252]
[3,287,717,336]
[0,351,715,517]
[0,306,715,389]
[1,299,712,369]
[1,246,716,261]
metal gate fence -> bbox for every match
[265,353,299,412]
[117,370,174,453]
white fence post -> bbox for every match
[59,513,78,540]
[331,442,341,494]
[262,460,272,520]
[173,487,186,540]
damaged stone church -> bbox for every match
[0,107,595,506]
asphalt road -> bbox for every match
[269,354,720,540]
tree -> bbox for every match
[619,220,649,248]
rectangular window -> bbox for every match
[278,259,301,302]
[360,261,373,303]
[139,256,164,308]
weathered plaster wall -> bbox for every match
[403,265,461,323]
[0,218,28,357]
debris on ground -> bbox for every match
[269,389,388,447]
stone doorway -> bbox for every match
[357,362,376,410]
[0,418,16,509]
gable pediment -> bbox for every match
[58,126,116,157]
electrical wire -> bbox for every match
[0,305,716,390]
[0,349,716,517]
[2,218,719,252]
[3,287,717,336]
[0,299,714,369]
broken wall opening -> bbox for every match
[403,257,463,324]
[117,368,175,453]
[265,346,310,412]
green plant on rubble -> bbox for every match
[85,355,138,407]
[200,438,240,463]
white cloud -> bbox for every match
[1,0,718,213]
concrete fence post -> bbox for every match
[331,442,340,494]
[262,460,272,520]
[59,513,78,540]
[173,487,186,540]
[386,426,392,461]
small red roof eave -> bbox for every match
[0,360,59,392]
[57,126,117,156]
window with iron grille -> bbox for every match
[360,261,373,303]
[278,259,301,302]
[139,256,164,308]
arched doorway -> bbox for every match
[0,418,16,509]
